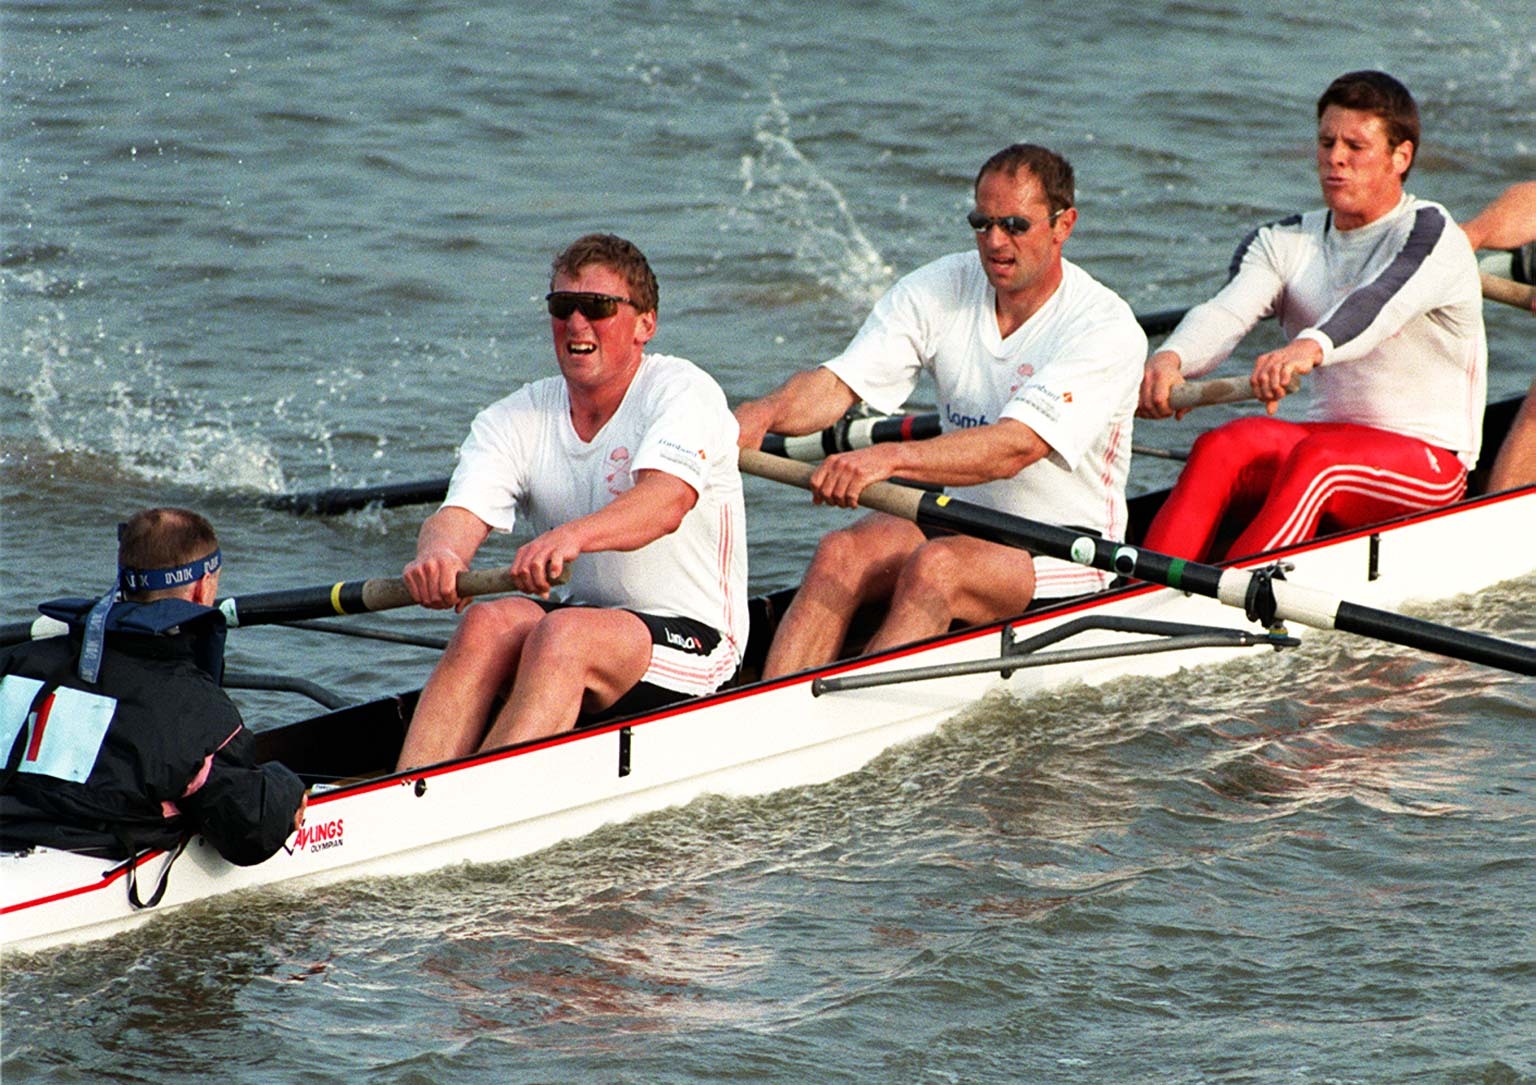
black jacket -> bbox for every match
[1,598,305,865]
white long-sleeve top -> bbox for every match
[1161,194,1487,467]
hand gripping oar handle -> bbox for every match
[1166,374,1300,410]
[737,448,1536,676]
[220,567,524,628]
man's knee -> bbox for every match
[804,526,870,586]
[895,539,965,597]
[452,597,543,652]
[522,606,650,669]
[1280,433,1353,480]
[1188,417,1268,462]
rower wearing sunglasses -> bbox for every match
[395,234,747,769]
[734,143,1146,679]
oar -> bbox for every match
[762,375,1288,462]
[218,567,524,627]
[0,568,525,646]
[763,412,942,461]
[260,476,452,515]
[1481,271,1536,313]
[737,448,1536,677]
[1137,307,1188,337]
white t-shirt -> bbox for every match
[444,352,749,662]
[824,252,1147,595]
[1161,194,1487,466]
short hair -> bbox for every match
[975,144,1075,217]
[1317,70,1419,177]
[549,233,660,315]
[118,507,219,600]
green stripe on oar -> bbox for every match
[737,448,1536,677]
[219,567,519,627]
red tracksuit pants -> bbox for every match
[1143,417,1467,562]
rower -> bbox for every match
[393,233,748,769]
[0,508,307,865]
[1462,180,1536,493]
[734,143,1146,678]
[1137,71,1487,561]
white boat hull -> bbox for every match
[5,486,1534,954]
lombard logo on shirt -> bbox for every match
[1019,385,1068,423]
[605,446,633,496]
[944,403,989,429]
[657,438,709,474]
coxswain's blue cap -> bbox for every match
[78,547,222,683]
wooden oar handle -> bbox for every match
[738,448,924,519]
[358,567,525,612]
[1168,374,1300,410]
[1482,271,1536,312]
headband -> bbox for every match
[78,548,222,683]
[118,549,222,594]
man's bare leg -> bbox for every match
[865,535,1038,654]
[395,596,546,770]
[480,607,654,749]
[762,513,927,679]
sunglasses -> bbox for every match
[966,209,1065,236]
[545,291,636,321]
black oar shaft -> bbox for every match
[1137,307,1187,337]
[261,476,451,515]
[1331,600,1536,675]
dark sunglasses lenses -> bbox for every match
[967,212,1033,235]
[546,292,626,320]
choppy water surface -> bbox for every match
[3,0,1534,1081]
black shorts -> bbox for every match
[534,600,731,725]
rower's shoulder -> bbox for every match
[1058,261,1148,343]
[635,352,732,406]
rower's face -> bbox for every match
[971,168,1072,298]
[1315,106,1411,229]
[549,264,655,392]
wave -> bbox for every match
[728,91,893,309]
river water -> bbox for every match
[3,1,1534,1081]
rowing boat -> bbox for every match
[4,396,1533,955]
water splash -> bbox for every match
[12,307,287,494]
[734,91,893,308]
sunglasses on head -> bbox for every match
[966,209,1065,236]
[545,291,635,321]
